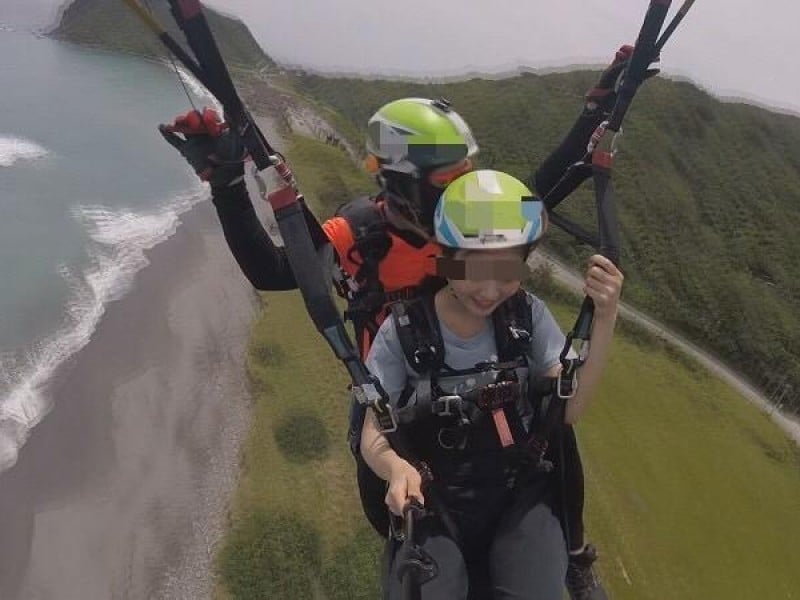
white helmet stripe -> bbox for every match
[477,170,503,195]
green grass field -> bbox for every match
[214,135,800,599]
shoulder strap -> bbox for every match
[390,295,445,375]
[492,289,534,363]
[390,295,444,419]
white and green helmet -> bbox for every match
[366,98,478,175]
[434,170,546,250]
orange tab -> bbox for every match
[492,409,514,448]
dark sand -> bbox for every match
[0,198,259,599]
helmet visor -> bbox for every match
[427,158,474,189]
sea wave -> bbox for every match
[0,136,48,167]
[0,182,208,473]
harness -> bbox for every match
[332,195,442,349]
[390,290,569,475]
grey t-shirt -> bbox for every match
[365,292,568,406]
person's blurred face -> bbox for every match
[439,247,527,318]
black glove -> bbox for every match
[585,45,660,113]
[159,107,248,189]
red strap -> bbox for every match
[592,151,614,170]
[492,409,514,448]
[267,186,298,211]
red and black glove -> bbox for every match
[159,107,249,189]
[585,44,660,113]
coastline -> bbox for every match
[0,197,259,599]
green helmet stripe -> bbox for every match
[434,170,546,250]
[366,98,478,171]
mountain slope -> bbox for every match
[291,72,800,415]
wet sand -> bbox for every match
[0,198,259,599]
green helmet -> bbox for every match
[434,170,546,250]
[366,98,478,176]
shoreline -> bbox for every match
[0,197,259,599]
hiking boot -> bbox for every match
[565,544,609,600]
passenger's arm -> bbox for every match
[361,317,426,515]
[565,255,623,424]
[361,410,424,516]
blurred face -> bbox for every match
[439,247,528,318]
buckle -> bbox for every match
[351,381,380,405]
[432,395,461,417]
[413,345,437,367]
[557,366,578,399]
[509,326,530,342]
[352,382,397,434]
[587,120,623,155]
[374,405,398,434]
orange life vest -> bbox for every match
[321,195,442,358]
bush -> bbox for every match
[218,511,322,600]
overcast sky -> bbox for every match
[2,0,797,115]
[204,0,799,115]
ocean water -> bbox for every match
[0,26,219,472]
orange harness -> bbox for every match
[322,196,441,357]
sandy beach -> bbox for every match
[0,198,259,599]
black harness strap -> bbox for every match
[493,289,534,361]
[392,296,444,418]
[392,291,569,469]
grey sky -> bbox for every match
[2,1,797,114]
[205,0,799,115]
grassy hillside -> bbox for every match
[213,134,800,600]
[51,0,273,71]
[290,72,800,415]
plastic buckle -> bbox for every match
[372,403,398,434]
[557,366,578,400]
[509,326,530,342]
[351,381,379,406]
[413,346,436,368]
[352,382,398,434]
[432,395,461,417]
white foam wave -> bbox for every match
[0,136,48,167]
[0,183,208,473]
